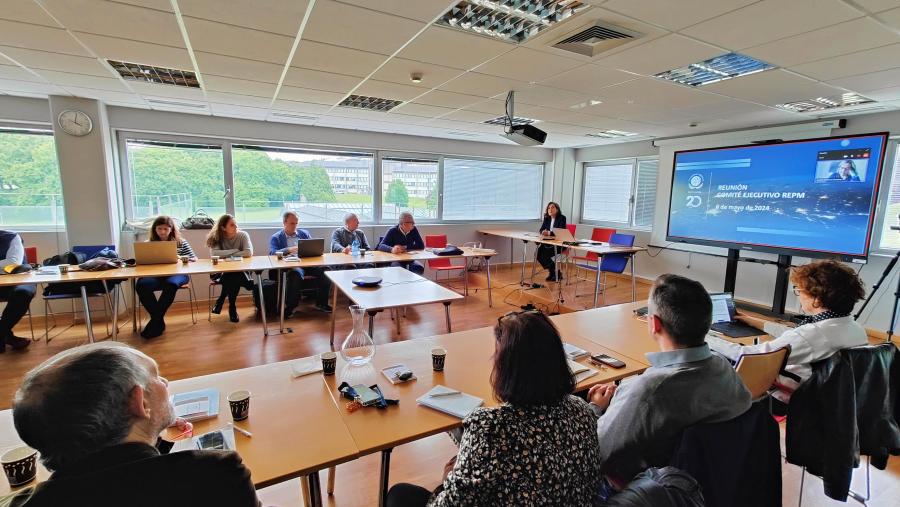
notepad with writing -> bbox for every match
[171,388,219,422]
[568,359,599,384]
[416,385,483,419]
[563,342,589,360]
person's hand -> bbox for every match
[588,383,617,411]
[391,245,405,254]
[540,230,550,237]
[734,314,765,330]
[288,246,298,254]
[165,417,193,440]
[342,246,352,254]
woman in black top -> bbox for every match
[537,201,566,281]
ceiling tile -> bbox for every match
[277,86,345,105]
[878,6,900,28]
[130,82,206,100]
[74,33,192,69]
[789,43,900,81]
[336,0,453,22]
[177,0,309,36]
[371,58,463,89]
[505,85,595,111]
[33,69,129,92]
[303,1,426,55]
[0,78,69,96]
[384,112,438,125]
[476,47,583,83]
[592,77,723,109]
[391,102,455,118]
[0,20,90,57]
[203,75,276,97]
[183,17,294,64]
[440,109,496,123]
[461,98,506,115]
[0,1,61,27]
[538,65,638,95]
[290,41,387,77]
[0,64,43,82]
[828,68,900,92]
[702,69,845,105]
[210,102,269,120]
[282,68,361,93]
[867,85,900,101]
[270,99,333,114]
[600,0,757,30]
[411,89,483,108]
[40,0,184,47]
[439,72,529,97]
[682,0,863,50]
[743,17,900,67]
[593,34,723,76]
[397,26,512,71]
[195,52,284,83]
[354,79,425,101]
[854,0,900,12]
[0,46,111,77]
[205,92,273,108]
[60,86,141,103]
[113,0,173,11]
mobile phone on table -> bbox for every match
[590,354,626,369]
[352,384,381,406]
[196,430,227,450]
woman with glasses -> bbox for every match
[707,259,867,414]
[385,310,602,507]
[537,202,566,281]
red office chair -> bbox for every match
[425,234,468,297]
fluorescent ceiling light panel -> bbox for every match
[107,60,200,88]
[775,92,875,113]
[438,0,586,43]
[654,52,775,87]
[585,130,639,138]
[483,115,537,126]
[338,95,403,112]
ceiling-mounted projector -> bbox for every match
[499,91,546,146]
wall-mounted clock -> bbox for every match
[57,109,93,137]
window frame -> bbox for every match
[579,156,658,231]
[440,155,546,223]
[379,151,441,224]
[0,125,67,232]
[870,138,900,254]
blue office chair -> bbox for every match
[573,233,635,306]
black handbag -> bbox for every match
[183,209,215,229]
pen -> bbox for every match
[228,423,253,438]
[430,390,461,397]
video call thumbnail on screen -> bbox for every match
[667,133,888,259]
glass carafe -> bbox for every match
[340,305,375,365]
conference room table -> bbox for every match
[479,228,646,308]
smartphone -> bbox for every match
[590,354,626,369]
[196,430,227,450]
[352,384,381,406]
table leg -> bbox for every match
[307,471,322,507]
[631,253,636,303]
[519,240,527,285]
[327,466,336,495]
[378,448,393,507]
[131,278,137,333]
[255,272,268,337]
[329,285,338,348]
[108,281,118,342]
[444,302,452,332]
[486,256,493,307]
[509,238,513,269]
[593,260,602,309]
[80,285,94,343]
[278,269,285,333]
[368,311,376,338]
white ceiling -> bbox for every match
[0,0,899,148]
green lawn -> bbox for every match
[335,194,372,204]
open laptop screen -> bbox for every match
[709,293,733,324]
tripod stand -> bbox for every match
[854,242,900,343]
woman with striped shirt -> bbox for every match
[135,216,197,339]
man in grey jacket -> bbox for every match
[588,274,752,483]
[330,213,370,253]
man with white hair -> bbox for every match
[11,342,259,507]
[377,211,425,275]
[330,213,371,254]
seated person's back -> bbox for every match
[11,343,259,507]
[589,274,752,482]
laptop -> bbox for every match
[296,238,325,258]
[552,227,577,242]
[134,241,178,265]
[709,293,766,338]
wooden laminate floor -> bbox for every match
[3,263,898,506]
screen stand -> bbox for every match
[771,255,792,316]
[724,249,739,294]
[723,249,791,318]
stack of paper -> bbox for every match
[568,359,599,384]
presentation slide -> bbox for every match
[667,133,887,258]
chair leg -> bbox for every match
[798,468,805,507]
[300,476,311,507]
[463,268,469,298]
[188,279,197,325]
[27,308,36,342]
[208,284,213,322]
[327,466,336,495]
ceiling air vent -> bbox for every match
[269,111,319,122]
[338,95,402,112]
[483,115,536,127]
[447,131,480,138]
[145,98,209,111]
[585,130,639,139]
[552,21,642,57]
[108,60,200,88]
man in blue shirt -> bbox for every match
[269,211,332,316]
[378,211,425,275]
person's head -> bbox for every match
[13,343,173,472]
[149,215,180,243]
[790,260,865,315]
[344,213,359,232]
[838,160,857,178]
[545,202,561,219]
[398,212,416,234]
[491,310,574,407]
[206,214,237,248]
[647,274,712,350]
[282,211,299,236]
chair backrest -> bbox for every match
[566,223,576,235]
[599,233,635,274]
[591,227,615,243]
[424,234,451,268]
[24,246,37,265]
[734,346,791,400]
[72,245,114,259]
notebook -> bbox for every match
[568,359,599,384]
[381,364,417,384]
[563,342,589,360]
[171,388,219,422]
[291,357,323,378]
[416,385,483,419]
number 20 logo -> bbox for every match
[685,195,702,208]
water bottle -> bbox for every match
[351,237,360,257]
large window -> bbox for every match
[382,157,438,221]
[878,141,900,250]
[442,158,543,221]
[581,157,658,230]
[0,130,65,228]
[125,139,225,220]
[233,145,373,224]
